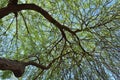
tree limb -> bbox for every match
[0,4,74,34]
[0,58,49,77]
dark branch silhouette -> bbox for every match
[0,52,69,77]
[0,57,51,77]
[0,4,75,34]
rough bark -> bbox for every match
[0,58,50,77]
[0,58,25,77]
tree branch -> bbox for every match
[0,58,50,77]
[0,58,25,77]
[0,51,69,78]
[0,4,74,34]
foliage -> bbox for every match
[0,0,120,80]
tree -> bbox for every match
[0,0,120,79]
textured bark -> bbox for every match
[0,58,25,77]
[0,58,51,77]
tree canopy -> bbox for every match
[0,0,120,80]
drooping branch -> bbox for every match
[0,4,87,51]
[0,4,74,34]
[0,3,81,52]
